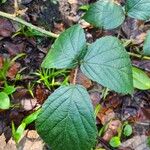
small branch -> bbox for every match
[128,52,150,60]
[0,11,59,38]
[73,67,78,85]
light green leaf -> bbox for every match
[42,25,86,69]
[36,85,97,150]
[132,67,150,90]
[0,92,10,109]
[83,0,125,29]
[81,36,133,94]
[23,108,41,125]
[143,31,150,56]
[3,85,16,95]
[123,124,132,137]
[109,136,121,148]
[126,0,150,20]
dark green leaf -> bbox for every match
[83,0,125,29]
[143,31,150,56]
[36,85,97,150]
[109,136,121,148]
[0,92,10,109]
[81,36,133,94]
[126,0,150,20]
[123,124,132,137]
[42,25,86,69]
[132,67,150,90]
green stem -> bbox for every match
[0,11,59,38]
[128,52,150,60]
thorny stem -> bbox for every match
[73,67,78,85]
[128,52,150,60]
[0,11,59,38]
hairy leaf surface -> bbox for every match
[126,0,150,20]
[81,36,133,94]
[83,0,125,29]
[36,85,97,150]
[42,25,86,69]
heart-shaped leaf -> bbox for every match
[0,92,10,109]
[81,36,133,94]
[126,0,150,20]
[144,31,150,56]
[132,67,150,90]
[42,25,86,69]
[83,0,125,29]
[36,85,97,150]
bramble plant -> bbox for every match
[35,24,133,150]
[33,0,150,150]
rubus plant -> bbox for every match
[83,0,150,30]
[35,24,133,150]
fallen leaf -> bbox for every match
[102,120,122,142]
[35,84,50,104]
[3,42,25,56]
[89,91,101,107]
[0,56,3,69]
[7,62,21,79]
[97,108,115,125]
[0,18,15,37]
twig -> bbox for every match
[128,52,150,60]
[0,11,59,38]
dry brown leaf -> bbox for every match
[7,62,21,79]
[97,108,115,125]
[0,18,15,37]
[102,120,122,142]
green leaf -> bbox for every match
[23,108,41,125]
[83,0,125,29]
[132,67,150,90]
[36,85,97,150]
[126,0,150,20]
[109,136,121,148]
[12,122,26,143]
[81,36,133,94]
[0,92,10,109]
[143,31,150,56]
[42,25,86,69]
[123,124,132,137]
[3,85,16,95]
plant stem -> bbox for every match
[128,52,150,60]
[0,11,59,38]
[73,67,78,85]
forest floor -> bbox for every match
[0,0,150,150]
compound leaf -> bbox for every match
[81,36,133,94]
[42,25,86,69]
[83,0,125,29]
[36,85,97,150]
[126,0,150,20]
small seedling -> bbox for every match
[12,108,41,143]
[109,136,121,148]
[34,68,69,89]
